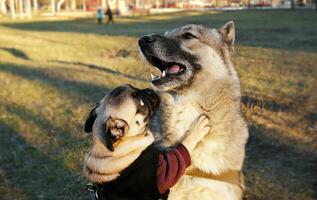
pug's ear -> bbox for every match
[219,21,235,53]
[84,103,100,133]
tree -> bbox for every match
[18,0,24,18]
[26,0,32,18]
[51,0,56,14]
[82,0,86,11]
[70,0,76,10]
[290,0,295,9]
[9,0,15,18]
[0,0,7,14]
[271,0,276,7]
[33,0,38,12]
[101,0,106,8]
[57,0,64,11]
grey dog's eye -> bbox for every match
[136,121,140,125]
[182,32,196,40]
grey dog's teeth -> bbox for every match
[162,70,166,77]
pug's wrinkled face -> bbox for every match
[106,97,147,137]
[84,85,160,151]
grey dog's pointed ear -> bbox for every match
[84,102,100,133]
[219,21,235,53]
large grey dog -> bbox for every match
[138,21,249,200]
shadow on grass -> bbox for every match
[1,10,317,52]
[0,110,315,199]
[52,60,146,82]
[244,123,317,199]
[0,62,110,103]
[0,48,31,60]
[0,120,88,199]
[0,101,81,149]
[0,53,315,198]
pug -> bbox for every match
[84,84,159,151]
[82,84,211,200]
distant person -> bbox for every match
[105,6,115,24]
[97,7,103,24]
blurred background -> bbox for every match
[0,0,316,17]
[0,1,316,199]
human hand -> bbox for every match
[182,115,211,152]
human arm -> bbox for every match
[156,115,211,194]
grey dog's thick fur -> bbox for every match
[139,21,249,200]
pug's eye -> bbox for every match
[182,32,197,40]
[136,121,140,126]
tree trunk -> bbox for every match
[57,0,64,11]
[51,0,56,14]
[18,0,23,18]
[290,0,295,9]
[0,0,7,14]
[65,0,69,11]
[82,0,86,11]
[32,0,37,12]
[70,0,76,10]
[271,0,276,7]
[101,0,106,8]
[9,0,15,18]
[26,0,31,18]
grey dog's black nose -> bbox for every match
[138,35,159,46]
[141,35,155,43]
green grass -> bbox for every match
[0,10,316,200]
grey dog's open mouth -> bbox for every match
[147,56,186,83]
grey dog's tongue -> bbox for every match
[168,64,180,74]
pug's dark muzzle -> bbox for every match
[104,117,129,152]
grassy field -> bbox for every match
[0,10,316,200]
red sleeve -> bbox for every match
[156,144,191,194]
